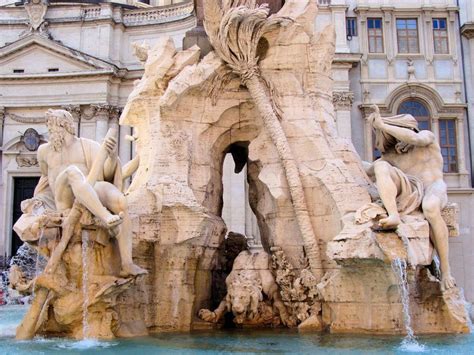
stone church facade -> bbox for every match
[1,0,473,302]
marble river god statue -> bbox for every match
[14,109,146,340]
[12,0,471,339]
[363,105,455,291]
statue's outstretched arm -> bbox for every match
[369,105,434,147]
[382,124,435,147]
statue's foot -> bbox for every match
[119,263,148,278]
[378,215,401,230]
[441,274,456,291]
[104,213,123,228]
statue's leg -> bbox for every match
[55,166,122,228]
[95,182,147,277]
[373,160,402,228]
[263,273,294,327]
[422,181,455,291]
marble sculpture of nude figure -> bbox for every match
[37,109,146,277]
[363,105,455,291]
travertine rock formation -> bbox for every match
[117,0,372,333]
[12,0,471,339]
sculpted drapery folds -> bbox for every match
[203,0,324,281]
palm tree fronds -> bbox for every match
[203,0,224,46]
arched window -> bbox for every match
[397,100,431,130]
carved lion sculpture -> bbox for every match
[199,250,295,327]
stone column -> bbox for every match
[332,4,350,54]
[0,107,5,147]
[116,108,132,164]
[94,105,111,142]
[333,91,354,140]
[457,116,468,176]
[364,114,373,161]
[359,16,369,80]
[432,115,440,145]
[244,166,254,243]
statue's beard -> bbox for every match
[50,131,65,152]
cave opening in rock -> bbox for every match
[221,141,261,250]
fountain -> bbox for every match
[81,231,90,340]
[2,0,471,348]
[391,258,425,351]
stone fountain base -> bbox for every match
[24,223,145,340]
[319,213,470,334]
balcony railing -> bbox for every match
[123,1,194,26]
[80,1,194,26]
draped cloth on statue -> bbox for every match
[355,167,424,225]
[391,166,424,215]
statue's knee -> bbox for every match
[117,194,127,211]
[65,166,84,182]
[422,197,441,219]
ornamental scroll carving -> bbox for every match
[332,91,354,110]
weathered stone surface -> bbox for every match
[12,0,470,339]
[319,265,470,334]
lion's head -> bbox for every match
[226,272,263,324]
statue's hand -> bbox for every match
[104,136,117,157]
[367,105,384,131]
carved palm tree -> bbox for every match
[204,0,323,280]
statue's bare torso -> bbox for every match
[38,138,100,200]
[380,132,444,189]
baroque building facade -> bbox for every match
[1,0,473,302]
[0,0,196,256]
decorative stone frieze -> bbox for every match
[332,91,354,110]
[61,105,81,122]
[83,104,119,122]
[15,155,39,168]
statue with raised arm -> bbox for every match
[36,109,146,277]
[363,105,455,291]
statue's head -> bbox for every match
[226,276,263,324]
[45,109,75,151]
[374,114,419,154]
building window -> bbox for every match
[48,68,59,72]
[433,18,449,54]
[368,18,384,53]
[13,69,24,73]
[396,19,419,54]
[347,18,357,37]
[439,119,458,173]
[397,100,430,130]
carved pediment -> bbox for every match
[0,34,116,76]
